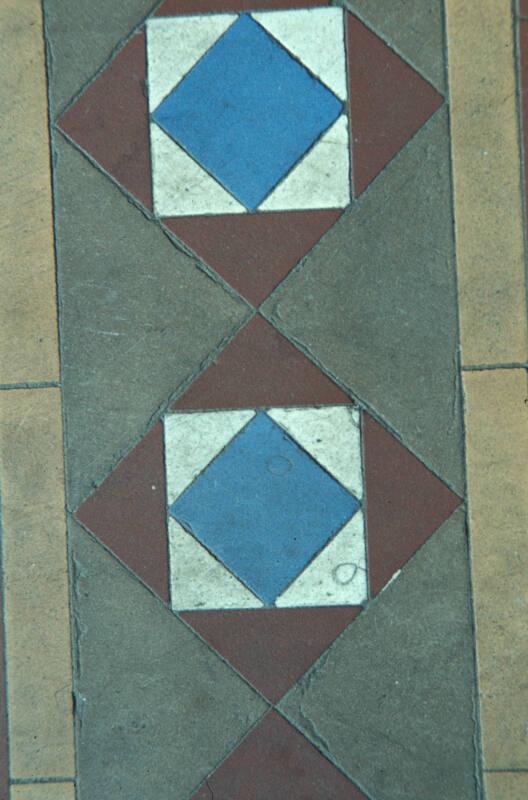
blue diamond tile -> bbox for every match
[169,412,360,605]
[152,14,343,210]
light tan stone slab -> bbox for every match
[485,772,528,800]
[0,389,74,777]
[0,0,59,384]
[463,370,528,768]
[11,784,76,800]
[446,0,528,365]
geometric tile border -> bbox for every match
[58,4,443,306]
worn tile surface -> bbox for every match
[71,520,267,800]
[464,370,528,769]
[0,0,59,384]
[281,509,478,800]
[485,772,528,800]
[6,0,516,794]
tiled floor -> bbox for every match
[0,1,527,799]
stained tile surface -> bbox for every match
[20,0,497,795]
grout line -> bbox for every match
[10,777,76,785]
[0,382,60,391]
[462,363,528,371]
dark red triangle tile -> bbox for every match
[181,607,360,703]
[163,210,342,306]
[75,423,168,601]
[192,711,367,799]
[347,13,444,196]
[172,316,350,410]
[58,32,152,210]
[362,413,462,596]
[156,0,331,16]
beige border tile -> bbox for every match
[446,0,528,366]
[0,0,59,384]
[11,784,76,800]
[485,771,528,800]
[0,388,74,778]
[463,369,528,769]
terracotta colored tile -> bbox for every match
[76,422,169,602]
[0,0,59,384]
[58,32,152,209]
[182,607,361,702]
[363,413,462,596]
[156,0,330,15]
[519,0,528,16]
[164,210,342,306]
[0,565,8,799]
[0,389,74,778]
[11,784,76,800]
[347,12,443,195]
[446,0,528,365]
[463,369,528,768]
[485,772,528,800]
[173,316,349,410]
[192,711,367,799]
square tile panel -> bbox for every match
[146,8,350,214]
[164,405,367,610]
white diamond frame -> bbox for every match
[163,406,367,611]
[146,8,350,216]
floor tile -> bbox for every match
[446,0,528,365]
[172,316,350,410]
[0,0,59,384]
[44,0,154,117]
[76,422,169,601]
[58,32,152,210]
[520,0,528,16]
[485,772,528,800]
[0,389,74,779]
[156,0,332,16]
[10,785,76,800]
[164,210,342,306]
[182,608,361,703]
[170,412,360,605]
[347,12,443,195]
[344,0,446,91]
[263,108,464,493]
[52,135,247,509]
[519,21,528,227]
[191,711,367,798]
[281,508,478,800]
[463,369,528,769]
[71,521,268,800]
[253,8,347,99]
[0,555,7,800]
[363,413,462,595]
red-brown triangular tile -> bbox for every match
[172,316,350,410]
[58,32,152,210]
[181,607,361,703]
[75,423,169,601]
[192,711,367,799]
[347,13,444,196]
[163,210,341,306]
[156,0,331,16]
[362,413,462,596]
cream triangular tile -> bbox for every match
[252,8,347,99]
[164,409,255,503]
[168,519,263,611]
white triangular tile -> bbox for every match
[252,8,347,100]
[150,124,246,216]
[146,15,237,110]
[259,115,350,211]
[168,519,263,611]
[267,404,362,498]
[275,512,367,607]
[164,409,255,504]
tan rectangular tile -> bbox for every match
[463,369,528,768]
[11,784,76,800]
[485,772,528,800]
[0,0,59,383]
[0,389,74,777]
[446,0,528,365]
